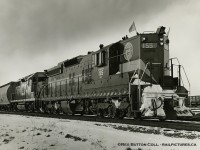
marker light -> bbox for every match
[142,37,147,42]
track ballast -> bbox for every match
[1,111,200,132]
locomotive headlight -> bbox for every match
[142,37,147,42]
[160,38,164,41]
[160,42,164,46]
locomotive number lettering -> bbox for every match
[142,43,157,49]
[98,68,104,78]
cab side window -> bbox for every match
[93,51,106,67]
[109,42,124,75]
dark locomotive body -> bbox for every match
[0,72,46,111]
[0,26,192,120]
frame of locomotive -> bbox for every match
[0,26,192,120]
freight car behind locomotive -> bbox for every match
[0,82,18,110]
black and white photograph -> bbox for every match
[0,0,200,150]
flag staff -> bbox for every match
[128,21,141,117]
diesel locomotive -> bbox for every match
[0,26,193,120]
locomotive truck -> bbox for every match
[0,26,193,120]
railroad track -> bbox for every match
[1,111,200,132]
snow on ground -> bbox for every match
[0,114,200,150]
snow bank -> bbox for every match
[140,84,165,117]
[0,114,199,150]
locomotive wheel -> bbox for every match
[84,106,94,115]
[118,109,126,119]
[43,107,48,114]
[39,107,44,113]
[63,110,69,115]
[56,107,62,115]
[25,104,29,112]
[46,107,53,114]
[108,105,115,118]
[14,104,18,112]
[71,111,75,116]
[52,107,57,115]
[133,112,142,120]
[28,103,35,112]
[80,111,84,116]
[159,117,166,122]
[51,106,55,114]
[97,108,104,118]
[84,100,90,115]
[46,109,50,114]
[126,106,132,118]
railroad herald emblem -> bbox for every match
[124,42,133,61]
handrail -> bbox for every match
[169,57,191,107]
[141,62,160,84]
[140,62,150,81]
[181,65,191,96]
[170,57,190,94]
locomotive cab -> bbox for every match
[125,26,192,120]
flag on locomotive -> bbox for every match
[129,21,136,33]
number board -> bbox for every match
[142,43,157,49]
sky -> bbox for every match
[0,0,200,95]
